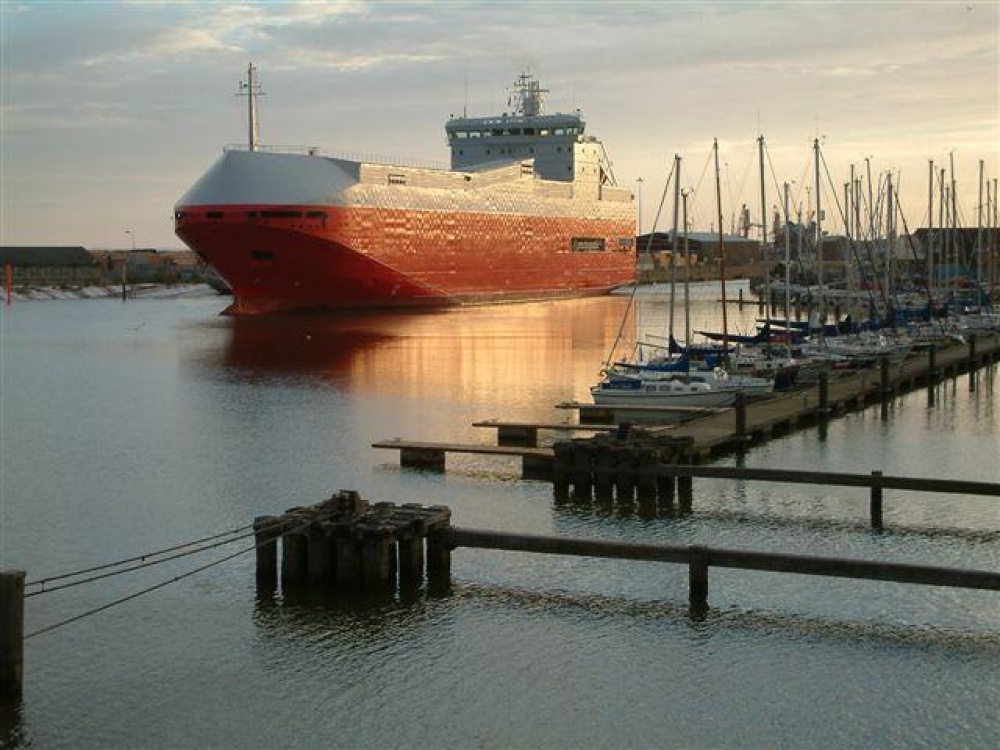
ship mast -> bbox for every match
[509,72,547,116]
[238,63,264,151]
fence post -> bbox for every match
[734,392,747,438]
[688,547,709,616]
[818,369,829,415]
[870,470,884,532]
[426,510,453,586]
[1,570,25,699]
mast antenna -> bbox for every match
[237,63,265,151]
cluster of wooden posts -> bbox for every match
[253,490,453,593]
[251,491,999,624]
[552,433,697,514]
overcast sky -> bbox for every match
[2,0,997,250]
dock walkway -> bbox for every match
[373,332,1000,473]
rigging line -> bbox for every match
[25,527,260,598]
[726,139,757,229]
[691,147,714,217]
[895,188,940,325]
[24,522,258,589]
[792,147,813,218]
[605,159,675,368]
[818,147,848,230]
[24,511,327,640]
[764,144,790,223]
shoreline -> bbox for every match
[1,282,225,303]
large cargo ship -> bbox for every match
[174,66,637,314]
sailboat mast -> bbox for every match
[669,154,681,344]
[813,139,824,324]
[713,139,729,348]
[845,169,853,299]
[683,189,692,349]
[886,173,895,300]
[986,177,1000,305]
[949,154,958,301]
[783,182,792,351]
[977,159,984,304]
[928,160,934,299]
[758,136,769,318]
[939,168,949,302]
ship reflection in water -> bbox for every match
[219,297,636,408]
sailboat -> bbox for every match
[591,149,774,408]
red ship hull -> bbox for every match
[176,202,636,314]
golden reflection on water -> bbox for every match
[222,296,640,405]
[220,282,760,411]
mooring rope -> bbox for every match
[22,513,321,640]
[24,523,258,590]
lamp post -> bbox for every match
[123,230,134,301]
[636,177,643,236]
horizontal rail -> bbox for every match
[654,465,1000,497]
[441,528,1000,593]
[371,439,552,458]
[472,420,618,431]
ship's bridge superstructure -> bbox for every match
[446,72,586,182]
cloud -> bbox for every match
[1,0,996,247]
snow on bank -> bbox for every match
[0,283,225,303]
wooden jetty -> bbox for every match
[247,491,1000,619]
[472,418,618,447]
[370,437,555,479]
[374,332,1000,473]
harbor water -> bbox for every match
[1,283,997,749]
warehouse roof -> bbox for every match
[0,246,98,267]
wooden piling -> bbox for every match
[0,570,25,699]
[425,506,453,585]
[593,447,615,505]
[571,441,594,503]
[614,445,636,504]
[879,355,891,398]
[397,533,425,586]
[334,522,361,587]
[657,471,676,514]
[307,524,337,585]
[254,516,280,590]
[360,524,397,589]
[927,344,938,382]
[552,442,572,503]
[678,475,693,514]
[636,448,658,512]
[281,530,309,587]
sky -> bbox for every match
[1,0,998,250]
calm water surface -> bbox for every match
[1,285,997,749]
